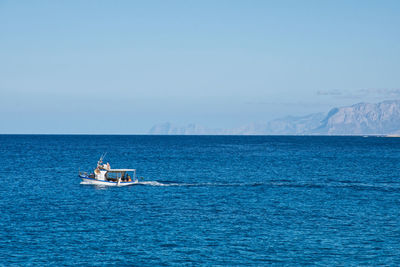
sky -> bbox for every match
[1,0,400,133]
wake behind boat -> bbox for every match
[79,154,139,186]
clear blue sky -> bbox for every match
[1,0,399,133]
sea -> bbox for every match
[1,135,400,266]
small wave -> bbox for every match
[331,182,400,192]
[268,180,400,192]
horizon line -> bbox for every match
[0,133,394,137]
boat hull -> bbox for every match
[79,176,138,186]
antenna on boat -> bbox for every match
[99,152,107,162]
[97,152,107,168]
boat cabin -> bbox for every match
[104,169,136,182]
[94,167,136,182]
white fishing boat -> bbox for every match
[79,154,139,186]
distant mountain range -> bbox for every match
[148,100,400,135]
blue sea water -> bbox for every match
[1,135,400,266]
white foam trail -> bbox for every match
[137,181,219,187]
[137,181,176,186]
[136,181,264,187]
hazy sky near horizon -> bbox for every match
[1,0,400,133]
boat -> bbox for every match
[79,154,139,186]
